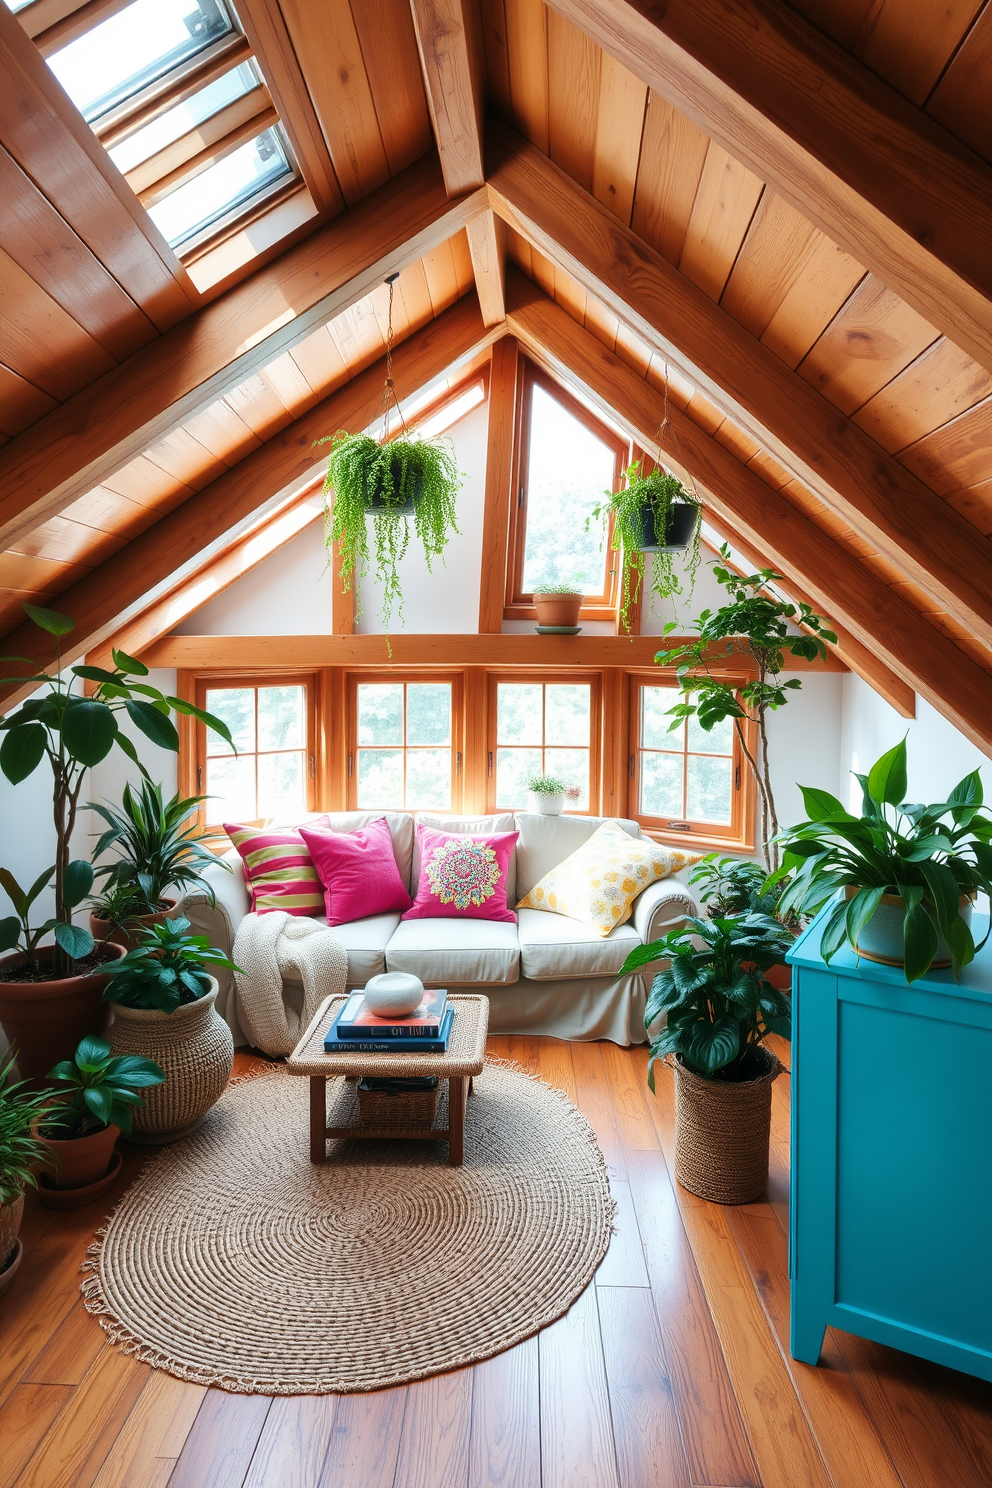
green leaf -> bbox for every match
[0,721,46,783]
[916,859,960,932]
[53,921,94,959]
[845,886,884,951]
[940,911,975,982]
[112,648,148,676]
[685,1015,740,1074]
[867,738,908,806]
[948,770,983,812]
[819,899,851,963]
[23,603,74,636]
[61,699,117,766]
[0,917,20,952]
[70,665,121,686]
[83,1086,114,1126]
[798,786,851,823]
[125,700,179,752]
[902,898,938,984]
[75,1034,111,1069]
[62,858,94,908]
[46,1060,78,1084]
[105,1054,165,1087]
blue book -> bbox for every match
[323,1005,453,1054]
[336,988,448,1039]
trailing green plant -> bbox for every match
[87,879,151,942]
[103,916,239,1013]
[591,462,701,634]
[689,852,800,929]
[656,546,837,872]
[0,1053,53,1208]
[319,431,461,632]
[88,781,223,915]
[0,605,233,978]
[527,774,568,795]
[620,913,793,1087]
[43,1035,165,1139]
[774,738,992,983]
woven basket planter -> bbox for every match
[0,1193,24,1267]
[107,981,233,1142]
[673,1046,781,1205]
[357,1080,439,1131]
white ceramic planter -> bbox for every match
[527,792,565,816]
[845,887,975,970]
[108,979,233,1142]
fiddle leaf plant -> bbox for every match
[0,605,234,977]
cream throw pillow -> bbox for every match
[516,820,700,938]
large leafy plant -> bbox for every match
[657,547,836,871]
[44,1035,165,1138]
[320,431,461,631]
[775,739,992,983]
[103,916,238,1013]
[621,913,793,1087]
[89,780,222,915]
[0,1053,52,1207]
[690,852,799,929]
[592,462,701,634]
[0,606,232,977]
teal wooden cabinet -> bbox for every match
[788,905,992,1381]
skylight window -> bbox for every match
[48,0,234,123]
[108,61,258,174]
[147,126,292,250]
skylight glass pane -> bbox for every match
[147,127,292,249]
[108,62,257,174]
[48,0,233,123]
[4,0,35,12]
[521,384,612,594]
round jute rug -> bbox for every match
[81,1060,613,1394]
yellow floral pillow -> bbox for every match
[516,821,700,938]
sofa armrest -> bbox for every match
[632,877,696,948]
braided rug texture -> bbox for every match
[81,1060,614,1394]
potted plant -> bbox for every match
[657,546,836,871]
[532,581,583,630]
[103,917,237,1142]
[621,912,793,1203]
[593,462,701,634]
[690,852,800,990]
[88,781,223,947]
[33,1035,165,1209]
[775,739,992,983]
[0,605,233,1078]
[527,774,569,816]
[0,1053,52,1293]
[320,430,461,632]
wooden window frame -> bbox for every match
[626,672,756,853]
[485,671,603,816]
[504,360,627,623]
[345,671,465,815]
[192,671,318,832]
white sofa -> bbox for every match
[180,810,697,1047]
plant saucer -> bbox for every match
[37,1150,123,1210]
[534,624,582,635]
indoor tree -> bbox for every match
[656,547,837,872]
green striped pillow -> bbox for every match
[225,818,332,916]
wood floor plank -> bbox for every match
[595,1179,650,1289]
[538,1281,620,1488]
[22,1298,107,1385]
[16,1347,151,1488]
[92,1373,207,1488]
[504,1034,542,1077]
[467,1335,540,1488]
[597,1285,692,1488]
[392,1369,473,1488]
[570,1042,628,1179]
[167,1388,272,1488]
[536,1037,577,1103]
[316,1386,407,1488]
[241,1397,338,1488]
[599,1042,660,1154]
[0,1382,74,1488]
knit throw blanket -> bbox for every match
[232,912,349,1057]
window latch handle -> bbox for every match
[456,751,462,776]
[628,753,635,779]
[309,754,315,779]
[667,821,690,831]
[348,753,354,778]
[198,765,203,791]
[488,750,493,777]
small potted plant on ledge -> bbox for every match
[775,739,992,983]
[532,581,583,632]
[0,1053,52,1293]
[103,917,237,1142]
[34,1035,164,1209]
[621,912,793,1203]
[592,461,701,633]
[527,775,569,816]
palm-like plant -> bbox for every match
[44,1035,165,1138]
[620,913,793,1088]
[0,1054,52,1207]
[88,781,223,914]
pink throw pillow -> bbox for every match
[403,824,519,922]
[300,818,412,926]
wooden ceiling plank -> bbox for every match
[504,0,550,154]
[787,0,875,50]
[142,428,230,492]
[449,225,475,292]
[678,141,764,302]
[898,397,992,496]
[591,50,647,226]
[486,124,992,645]
[398,259,442,337]
[630,91,709,266]
[353,0,435,178]
[410,0,485,194]
[180,400,262,467]
[854,337,992,454]
[853,0,982,108]
[759,237,866,368]
[796,276,940,416]
[479,0,512,116]
[927,8,992,165]
[60,485,155,539]
[8,510,128,564]
[0,3,194,328]
[543,0,992,372]
[286,326,351,402]
[504,274,992,754]
[466,210,507,327]
[0,293,497,707]
[944,477,992,537]
[719,191,820,338]
[0,361,58,439]
[0,245,117,401]
[547,6,602,193]
[0,154,487,550]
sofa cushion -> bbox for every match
[413,812,516,898]
[304,812,416,891]
[224,818,332,915]
[513,812,641,899]
[385,917,519,985]
[404,824,518,923]
[517,907,641,980]
[280,913,402,989]
[300,817,412,925]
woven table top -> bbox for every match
[285,994,489,1078]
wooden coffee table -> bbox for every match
[286,994,489,1167]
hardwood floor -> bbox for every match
[2,1035,990,1488]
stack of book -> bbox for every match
[323,988,452,1054]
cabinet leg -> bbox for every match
[310,1077,327,1164]
[790,1310,826,1366]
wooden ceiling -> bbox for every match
[0,0,991,751]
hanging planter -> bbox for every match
[596,462,701,634]
[638,494,699,552]
[318,275,462,632]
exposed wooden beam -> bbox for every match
[466,209,507,327]
[545,0,992,373]
[0,294,496,711]
[504,271,992,758]
[478,336,519,631]
[0,154,487,553]
[139,632,847,670]
[488,125,992,649]
[409,0,485,195]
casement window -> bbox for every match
[194,674,316,828]
[628,678,752,848]
[505,362,628,620]
[34,0,298,258]
[347,677,462,814]
[488,676,600,813]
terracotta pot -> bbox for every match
[0,943,126,1083]
[764,961,792,994]
[89,895,179,951]
[33,1111,120,1189]
[0,1192,24,1267]
[533,592,582,627]
[842,886,975,970]
[37,1150,122,1210]
[0,1239,23,1294]
[107,980,233,1142]
[672,1046,781,1205]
